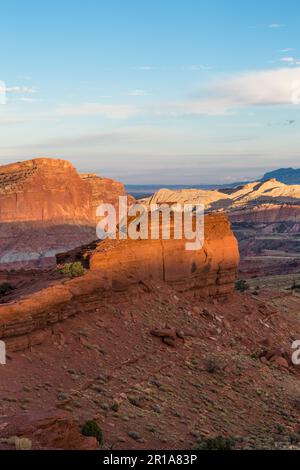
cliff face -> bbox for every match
[0,213,239,351]
[0,158,92,223]
[0,158,129,269]
[80,173,133,217]
[89,213,239,297]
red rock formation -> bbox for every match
[0,158,130,269]
[0,213,239,352]
[80,173,133,216]
[0,410,98,450]
[0,158,92,223]
[90,213,239,296]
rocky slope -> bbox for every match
[0,283,300,450]
[0,158,129,270]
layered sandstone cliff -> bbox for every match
[89,213,238,296]
[0,158,129,269]
[0,158,92,223]
[0,213,239,351]
[80,173,134,215]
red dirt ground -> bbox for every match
[1,282,300,449]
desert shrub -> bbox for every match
[195,436,234,450]
[205,356,224,374]
[60,261,84,278]
[110,402,119,412]
[235,279,249,292]
[81,420,103,445]
[0,283,13,297]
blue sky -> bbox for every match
[0,0,299,183]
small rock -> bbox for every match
[163,337,175,347]
[128,431,141,441]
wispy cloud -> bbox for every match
[19,97,40,102]
[6,86,37,94]
[269,23,285,28]
[134,65,155,71]
[54,102,137,119]
[280,56,300,65]
[127,89,148,96]
[183,65,213,71]
[149,67,300,117]
[2,67,300,123]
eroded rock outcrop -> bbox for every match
[0,213,239,351]
[89,213,238,296]
[0,158,129,269]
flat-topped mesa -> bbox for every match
[0,157,130,269]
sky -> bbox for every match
[0,0,300,184]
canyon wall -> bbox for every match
[0,158,92,223]
[0,158,129,269]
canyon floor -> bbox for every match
[1,276,300,450]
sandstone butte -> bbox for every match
[0,157,130,269]
[0,212,239,352]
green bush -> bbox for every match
[195,436,234,450]
[81,420,103,445]
[235,279,249,292]
[60,262,84,278]
[0,283,13,297]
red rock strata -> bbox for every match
[0,158,129,269]
[89,213,239,296]
[0,213,239,352]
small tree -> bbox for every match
[0,283,13,298]
[60,261,84,278]
[235,279,249,292]
[81,420,103,445]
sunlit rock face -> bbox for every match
[0,212,239,352]
[89,213,239,297]
[0,158,129,269]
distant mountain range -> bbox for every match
[261,168,300,185]
[126,168,300,198]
